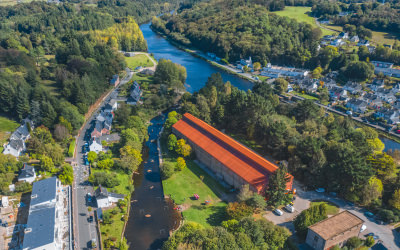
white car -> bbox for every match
[273,209,283,216]
[360,224,367,232]
[284,204,295,213]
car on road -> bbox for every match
[373,235,380,240]
[396,129,400,134]
[84,158,89,166]
[366,232,374,237]
[87,193,92,202]
[360,224,367,232]
[273,209,283,216]
[346,110,353,116]
[284,204,295,213]
[364,211,374,218]
[88,215,93,223]
[315,188,325,193]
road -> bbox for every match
[266,182,400,249]
[72,70,134,249]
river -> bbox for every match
[124,20,400,250]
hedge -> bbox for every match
[68,139,76,157]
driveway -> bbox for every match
[265,181,400,250]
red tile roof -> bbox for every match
[172,113,293,192]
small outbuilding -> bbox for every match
[94,185,124,208]
[18,163,36,183]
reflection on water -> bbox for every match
[124,115,181,250]
[380,136,400,152]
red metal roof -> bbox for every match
[172,113,293,192]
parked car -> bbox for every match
[87,193,92,202]
[396,129,400,134]
[284,204,295,213]
[346,110,353,116]
[273,209,283,216]
[360,224,367,232]
[84,158,89,166]
[373,235,380,240]
[88,215,93,223]
[315,188,325,193]
[364,211,374,218]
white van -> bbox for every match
[285,204,295,213]
[273,209,283,216]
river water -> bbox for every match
[124,21,400,250]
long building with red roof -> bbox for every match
[172,113,293,194]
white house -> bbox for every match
[104,99,118,113]
[18,164,36,184]
[127,81,142,105]
[375,108,400,124]
[3,118,34,158]
[344,82,362,95]
[89,138,103,153]
[346,99,367,114]
[357,40,370,46]
[240,57,253,67]
[95,186,124,208]
[350,36,359,43]
[1,196,9,207]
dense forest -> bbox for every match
[178,72,400,223]
[151,0,322,66]
[312,1,400,35]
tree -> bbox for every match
[237,184,253,202]
[361,176,383,205]
[343,61,374,81]
[312,67,323,79]
[59,164,74,185]
[87,151,97,164]
[389,189,400,210]
[266,165,291,207]
[97,159,114,169]
[345,237,362,249]
[175,139,192,157]
[294,204,327,240]
[176,157,186,171]
[274,78,288,94]
[226,202,253,220]
[54,124,70,142]
[368,153,397,182]
[167,134,177,151]
[253,62,261,71]
[247,194,266,210]
[119,145,142,173]
[365,236,375,247]
[160,162,175,180]
[40,155,54,172]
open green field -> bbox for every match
[124,54,154,70]
[292,91,319,100]
[0,0,43,6]
[274,7,334,36]
[0,116,19,147]
[311,201,340,215]
[162,160,228,227]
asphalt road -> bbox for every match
[266,182,400,250]
[73,70,134,249]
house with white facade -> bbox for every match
[89,138,103,153]
[375,108,400,124]
[329,86,348,101]
[127,81,142,105]
[23,177,70,250]
[346,99,367,114]
[369,79,385,91]
[376,88,396,103]
[104,99,118,113]
[344,82,362,95]
[18,164,36,184]
[349,36,359,43]
[95,185,124,208]
[3,119,34,158]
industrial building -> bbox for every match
[172,113,293,193]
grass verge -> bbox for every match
[0,116,19,147]
[311,201,340,215]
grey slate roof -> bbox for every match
[95,185,124,200]
[19,164,35,179]
[9,139,24,151]
[30,177,58,207]
[23,206,56,249]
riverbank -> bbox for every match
[149,26,257,84]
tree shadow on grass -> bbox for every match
[187,204,228,227]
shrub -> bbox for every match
[226,202,253,220]
[176,157,186,171]
[294,204,327,240]
[89,172,120,188]
[161,162,175,180]
[345,237,362,249]
[68,139,75,157]
[365,236,375,247]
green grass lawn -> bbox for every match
[161,138,229,227]
[0,0,42,6]
[292,91,319,100]
[274,7,334,36]
[0,116,19,147]
[311,201,340,215]
[125,54,154,69]
[40,80,60,97]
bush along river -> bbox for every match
[124,20,400,250]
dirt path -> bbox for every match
[131,52,157,71]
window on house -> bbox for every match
[314,236,319,242]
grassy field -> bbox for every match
[274,7,334,36]
[125,54,154,69]
[0,0,42,6]
[0,116,19,148]
[311,201,340,215]
[292,91,319,100]
[94,169,132,247]
[161,136,229,227]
